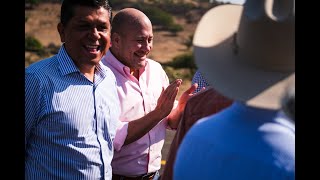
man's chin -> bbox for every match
[86,51,104,60]
[138,61,147,68]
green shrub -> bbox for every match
[161,52,197,82]
[168,24,183,35]
[25,35,43,52]
[184,34,194,49]
[136,5,184,33]
[162,66,194,83]
[162,52,197,70]
[163,66,179,82]
[141,6,174,27]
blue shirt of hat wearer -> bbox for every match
[25,45,120,179]
[174,101,295,180]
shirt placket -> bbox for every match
[139,74,155,173]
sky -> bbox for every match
[217,0,245,5]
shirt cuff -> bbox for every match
[113,121,128,151]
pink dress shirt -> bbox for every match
[102,51,173,176]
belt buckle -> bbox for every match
[141,172,154,180]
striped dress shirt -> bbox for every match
[25,45,120,180]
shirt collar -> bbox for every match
[56,44,108,79]
[56,44,80,76]
[103,50,148,78]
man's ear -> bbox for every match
[57,22,65,43]
[111,32,120,49]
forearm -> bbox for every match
[124,79,183,145]
[124,110,167,145]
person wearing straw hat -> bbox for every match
[173,0,295,179]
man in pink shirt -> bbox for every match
[101,8,197,180]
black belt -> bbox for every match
[112,171,156,180]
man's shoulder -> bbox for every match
[145,58,165,73]
[185,87,233,117]
[26,56,57,74]
[146,58,162,66]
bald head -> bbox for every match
[109,7,154,71]
[111,8,152,36]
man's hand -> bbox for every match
[177,83,198,112]
[124,79,182,145]
[167,82,198,129]
[154,79,182,119]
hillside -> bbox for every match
[25,0,219,97]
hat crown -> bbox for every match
[245,0,294,21]
[192,0,295,109]
[236,0,295,72]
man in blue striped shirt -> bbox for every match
[25,0,119,179]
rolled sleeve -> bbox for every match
[113,121,129,151]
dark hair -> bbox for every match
[60,0,112,26]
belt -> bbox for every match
[112,171,157,180]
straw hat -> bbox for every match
[193,0,295,109]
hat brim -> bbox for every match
[193,4,295,109]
